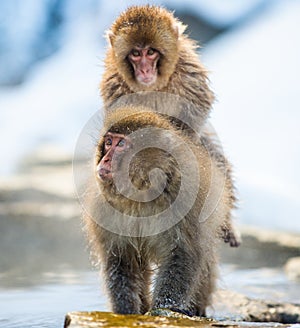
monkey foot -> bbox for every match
[222,229,241,247]
[148,308,194,317]
[169,307,195,317]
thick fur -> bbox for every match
[100,6,239,247]
[83,108,234,315]
[101,5,214,120]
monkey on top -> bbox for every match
[101,5,213,120]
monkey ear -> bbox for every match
[106,30,115,47]
[173,21,187,38]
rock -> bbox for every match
[64,309,300,328]
[64,292,300,327]
[213,290,300,324]
[64,311,213,328]
[285,257,300,281]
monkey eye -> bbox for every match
[131,49,140,57]
[105,138,112,146]
[117,139,126,147]
[147,48,155,55]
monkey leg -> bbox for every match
[189,248,218,317]
[188,292,208,317]
[151,245,199,314]
[139,266,152,314]
[189,273,216,316]
[104,247,151,314]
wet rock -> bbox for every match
[284,257,300,281]
[64,311,213,328]
[64,309,300,328]
[213,290,300,324]
[64,292,300,327]
[63,288,300,326]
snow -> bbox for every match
[0,11,103,174]
[0,0,299,232]
[204,0,300,231]
[0,0,51,83]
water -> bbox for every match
[0,271,107,328]
[220,265,300,303]
[1,266,299,328]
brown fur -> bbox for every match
[100,6,239,247]
[100,5,240,247]
[101,5,214,119]
[83,107,234,315]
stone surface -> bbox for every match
[64,309,300,328]
[64,311,213,328]
[213,290,300,323]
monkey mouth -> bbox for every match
[136,72,157,85]
[98,168,112,180]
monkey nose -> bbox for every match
[140,68,149,75]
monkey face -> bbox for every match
[127,47,160,86]
[97,132,130,182]
[107,5,180,92]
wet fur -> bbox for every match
[83,108,234,315]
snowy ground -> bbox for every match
[0,0,299,232]
[205,0,300,231]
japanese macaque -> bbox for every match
[101,5,214,126]
[100,5,240,247]
[82,106,236,316]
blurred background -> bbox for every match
[0,0,299,327]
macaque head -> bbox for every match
[93,106,201,226]
[107,5,186,91]
[95,107,178,191]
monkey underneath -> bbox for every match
[100,5,240,247]
[82,107,235,316]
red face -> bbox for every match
[97,132,129,181]
[128,47,160,86]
